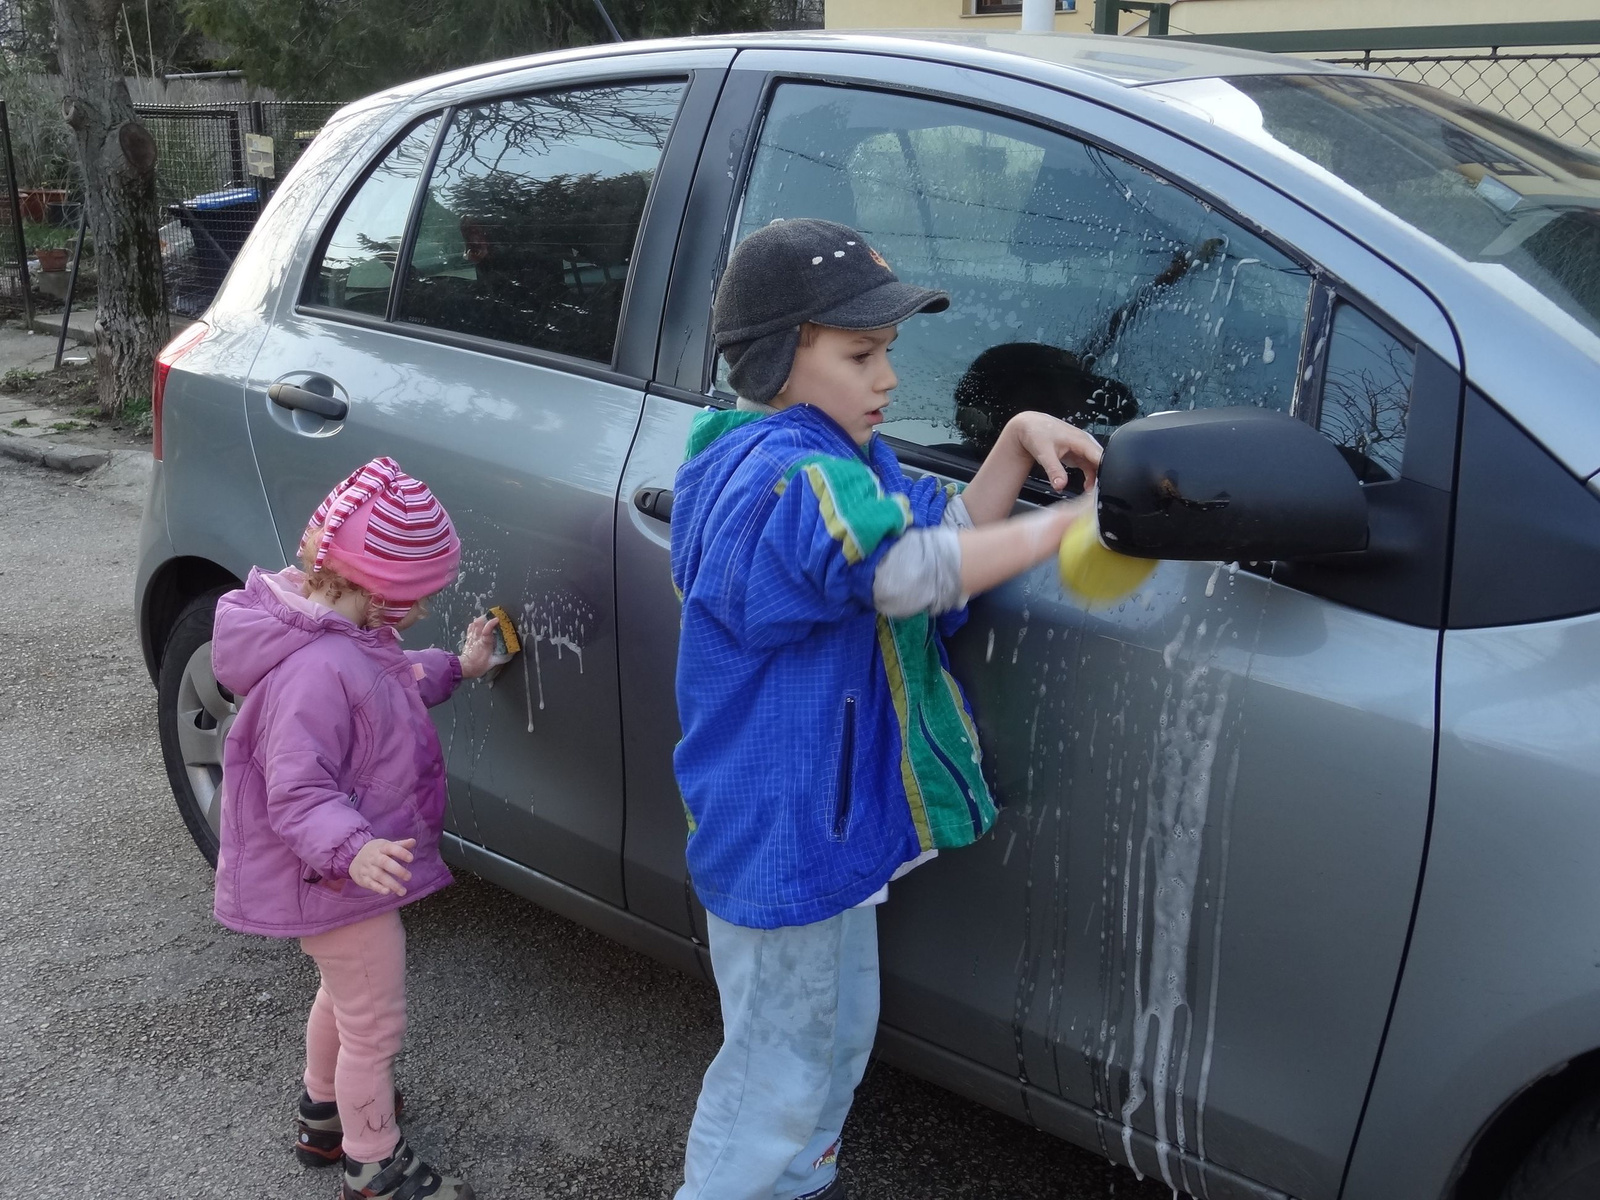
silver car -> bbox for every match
[135,30,1600,1200]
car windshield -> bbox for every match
[1146,73,1600,342]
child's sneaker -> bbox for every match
[340,1138,473,1199]
[294,1090,405,1168]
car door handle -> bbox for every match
[268,381,348,421]
[633,487,673,523]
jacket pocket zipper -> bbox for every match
[833,695,857,839]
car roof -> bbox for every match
[348,29,1347,112]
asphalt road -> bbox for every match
[0,454,1172,1200]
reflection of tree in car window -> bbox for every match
[397,82,683,361]
[1318,303,1414,483]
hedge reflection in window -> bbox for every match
[399,81,685,362]
[734,85,1312,459]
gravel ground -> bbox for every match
[0,455,1171,1199]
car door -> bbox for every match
[242,52,729,905]
[616,51,1463,1200]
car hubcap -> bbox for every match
[174,641,236,838]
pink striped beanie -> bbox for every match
[298,457,461,621]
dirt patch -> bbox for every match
[0,362,150,451]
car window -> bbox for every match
[726,83,1312,461]
[1317,301,1415,483]
[395,81,686,363]
[305,116,441,315]
[1211,74,1600,343]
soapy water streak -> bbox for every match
[1116,615,1233,1194]
[515,591,594,732]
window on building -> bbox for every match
[971,1,1076,13]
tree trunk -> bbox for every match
[50,0,165,417]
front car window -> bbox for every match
[728,84,1312,461]
[1152,73,1600,342]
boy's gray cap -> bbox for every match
[714,218,949,403]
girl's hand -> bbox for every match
[1006,412,1103,493]
[458,615,498,680]
[349,837,416,896]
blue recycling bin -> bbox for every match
[167,185,261,309]
[172,185,260,272]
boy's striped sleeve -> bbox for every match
[735,453,916,646]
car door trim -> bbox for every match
[294,304,650,390]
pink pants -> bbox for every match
[300,909,407,1163]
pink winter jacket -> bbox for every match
[211,567,460,938]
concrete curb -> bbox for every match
[0,432,112,473]
[28,313,95,345]
[27,312,196,346]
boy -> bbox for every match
[671,218,1101,1200]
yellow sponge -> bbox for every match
[487,605,520,656]
[482,606,521,686]
[1058,514,1157,606]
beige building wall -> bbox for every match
[825,0,1594,35]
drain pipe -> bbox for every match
[1020,0,1054,32]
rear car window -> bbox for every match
[728,83,1312,460]
[396,80,686,363]
[305,116,441,315]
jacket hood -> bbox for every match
[211,567,397,697]
[685,403,871,463]
[686,407,767,459]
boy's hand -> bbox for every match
[458,614,498,680]
[1006,412,1102,493]
[349,837,415,896]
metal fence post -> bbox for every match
[54,207,87,369]
[1,101,35,330]
[1093,0,1118,35]
[226,110,245,185]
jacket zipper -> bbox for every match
[833,695,857,839]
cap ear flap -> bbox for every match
[725,326,802,405]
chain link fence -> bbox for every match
[144,100,341,314]
[0,93,342,320]
[1322,50,1600,151]
[0,100,30,317]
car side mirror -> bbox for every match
[1096,407,1369,562]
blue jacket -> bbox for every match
[672,404,997,929]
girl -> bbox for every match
[211,456,495,1200]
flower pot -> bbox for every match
[34,247,69,272]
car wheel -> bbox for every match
[1502,1092,1600,1200]
[156,587,235,866]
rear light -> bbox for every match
[151,321,208,461]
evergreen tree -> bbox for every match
[182,0,775,99]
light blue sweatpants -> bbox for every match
[675,905,880,1200]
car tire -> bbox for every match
[1501,1092,1600,1200]
[156,587,236,866]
